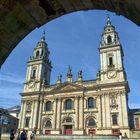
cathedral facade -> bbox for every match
[18,17,130,137]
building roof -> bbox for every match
[7,105,21,112]
[129,108,140,115]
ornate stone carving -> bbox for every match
[110,95,118,110]
[26,101,32,112]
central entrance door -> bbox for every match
[64,125,72,135]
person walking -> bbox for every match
[10,129,15,140]
[20,129,27,140]
[30,131,35,140]
[119,132,123,140]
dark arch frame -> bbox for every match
[1,0,140,67]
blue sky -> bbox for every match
[0,10,140,109]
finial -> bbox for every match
[96,70,100,80]
[57,74,62,84]
[67,65,72,82]
[78,70,83,82]
[68,65,72,74]
[107,14,111,26]
[41,28,46,41]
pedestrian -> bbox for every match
[30,131,35,140]
[10,129,15,140]
[19,129,27,140]
[119,132,122,140]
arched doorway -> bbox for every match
[85,117,97,135]
[42,118,52,135]
[62,117,74,135]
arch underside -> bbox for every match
[1,0,140,67]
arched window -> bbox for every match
[112,114,118,125]
[36,51,40,58]
[107,35,112,44]
[45,101,52,111]
[88,118,96,127]
[31,69,36,79]
[87,97,95,109]
[25,117,30,127]
[41,50,44,56]
[65,99,73,110]
[45,120,52,128]
[109,56,113,66]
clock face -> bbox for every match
[107,70,117,79]
[28,80,35,88]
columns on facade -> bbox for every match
[119,92,129,127]
[18,100,24,129]
[75,96,79,130]
[21,101,27,129]
[122,93,129,127]
[106,93,111,127]
[37,97,43,131]
[53,99,57,129]
[102,93,106,128]
[118,92,123,127]
[56,98,61,131]
[97,95,102,128]
[32,100,39,129]
[30,100,35,129]
[79,96,84,131]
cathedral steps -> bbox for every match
[35,135,119,140]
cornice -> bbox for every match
[20,91,41,96]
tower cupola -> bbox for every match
[100,16,120,47]
[23,31,52,92]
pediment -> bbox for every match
[51,82,84,93]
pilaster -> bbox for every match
[21,101,26,128]
[18,101,24,129]
[102,93,106,128]
[37,97,43,131]
[56,98,61,130]
[106,93,111,127]
[53,99,57,129]
[75,96,79,130]
[32,100,39,129]
[79,96,84,130]
[118,92,123,127]
[30,100,35,129]
[97,95,102,128]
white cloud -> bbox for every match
[129,103,140,109]
[0,72,24,84]
[0,86,21,108]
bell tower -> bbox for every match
[23,31,52,92]
[99,16,126,83]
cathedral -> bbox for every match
[18,17,131,137]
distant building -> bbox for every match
[8,105,21,119]
[129,108,140,137]
[18,16,140,138]
[0,108,19,135]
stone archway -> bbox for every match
[62,116,74,135]
[85,115,97,135]
[42,117,52,135]
[1,0,140,67]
